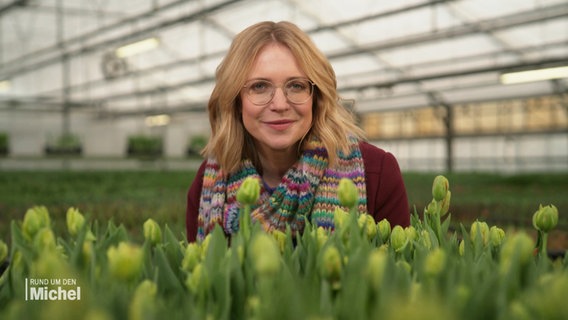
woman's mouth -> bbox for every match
[264,120,294,131]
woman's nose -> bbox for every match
[269,87,289,111]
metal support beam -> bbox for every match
[428,92,454,173]
[341,57,568,92]
[0,0,27,16]
[0,0,244,78]
[326,2,568,60]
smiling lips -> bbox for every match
[264,119,295,131]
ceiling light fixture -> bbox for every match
[145,114,170,127]
[0,80,11,92]
[500,65,568,85]
[115,37,160,58]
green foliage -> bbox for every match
[0,132,8,153]
[44,133,82,155]
[127,135,163,156]
[0,170,194,244]
[0,176,566,319]
[54,133,81,149]
[186,134,207,157]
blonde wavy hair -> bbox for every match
[202,21,365,174]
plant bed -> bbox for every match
[0,175,566,319]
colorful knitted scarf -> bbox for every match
[196,137,367,241]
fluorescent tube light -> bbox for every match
[115,37,159,58]
[0,80,11,92]
[500,66,568,84]
[145,114,170,127]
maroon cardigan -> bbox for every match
[185,141,410,242]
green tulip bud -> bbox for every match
[320,245,342,284]
[365,248,387,290]
[143,218,162,245]
[458,239,465,256]
[334,207,349,230]
[420,230,432,250]
[246,296,261,318]
[489,226,505,247]
[424,248,446,277]
[377,219,391,244]
[316,227,329,249]
[84,309,113,320]
[404,226,418,251]
[405,226,418,243]
[237,245,244,266]
[454,285,471,311]
[338,178,358,209]
[22,206,51,240]
[200,233,212,260]
[236,177,260,205]
[390,225,408,253]
[186,263,209,295]
[107,242,143,282]
[182,242,201,272]
[250,233,281,277]
[439,190,451,216]
[271,229,287,253]
[33,228,57,252]
[129,280,158,320]
[470,220,490,246]
[532,204,559,233]
[82,241,94,266]
[358,214,377,241]
[31,250,69,279]
[396,260,412,274]
[424,199,440,216]
[66,207,86,237]
[508,301,531,320]
[499,232,534,274]
[432,175,449,201]
[0,240,8,263]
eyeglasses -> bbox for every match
[243,78,315,105]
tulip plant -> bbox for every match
[0,175,566,319]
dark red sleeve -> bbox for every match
[186,160,207,242]
[360,141,410,227]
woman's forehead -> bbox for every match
[247,43,306,81]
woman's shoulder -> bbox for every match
[358,140,388,156]
[358,141,396,173]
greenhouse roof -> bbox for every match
[0,0,567,117]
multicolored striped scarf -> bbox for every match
[196,137,367,241]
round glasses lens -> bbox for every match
[246,80,273,105]
[285,79,313,104]
[244,79,313,105]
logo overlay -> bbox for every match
[25,278,81,301]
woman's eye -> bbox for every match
[288,81,307,91]
[250,82,270,92]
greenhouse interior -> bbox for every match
[1,0,568,319]
[0,0,566,172]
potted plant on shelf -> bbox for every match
[126,135,163,160]
[44,133,82,156]
[186,134,207,158]
[0,132,8,156]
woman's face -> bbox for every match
[240,43,313,157]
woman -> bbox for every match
[186,21,409,242]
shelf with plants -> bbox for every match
[0,132,8,156]
[44,133,82,157]
[126,134,163,160]
[186,134,207,158]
